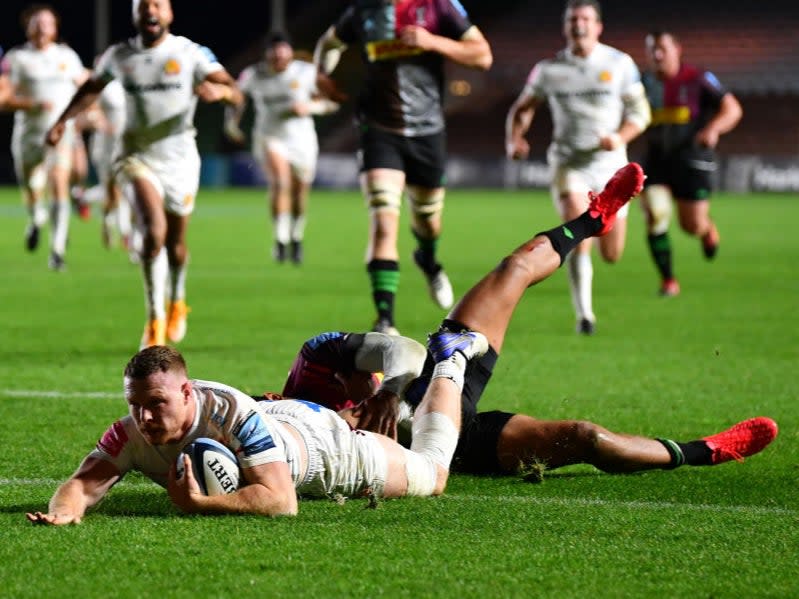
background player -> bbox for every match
[505,0,650,334]
[314,0,493,335]
[640,30,743,296]
[225,31,338,265]
[3,5,88,271]
[47,0,243,348]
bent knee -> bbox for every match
[573,420,603,448]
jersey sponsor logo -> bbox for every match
[124,81,183,93]
[289,79,300,90]
[58,62,67,72]
[97,421,128,457]
[553,88,612,100]
[233,410,276,456]
[365,39,425,62]
[183,193,194,207]
[164,58,181,75]
[599,70,612,82]
[651,105,691,125]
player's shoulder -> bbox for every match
[598,43,634,63]
[170,35,220,63]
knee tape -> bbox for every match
[407,185,444,218]
[410,411,459,469]
[644,185,673,235]
[403,447,437,496]
[363,180,403,213]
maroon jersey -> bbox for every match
[642,63,727,154]
[282,332,367,412]
[334,0,474,136]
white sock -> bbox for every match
[143,247,168,320]
[290,214,306,242]
[567,251,595,322]
[50,199,70,255]
[274,213,291,245]
[117,197,132,237]
[431,353,467,392]
[29,201,48,227]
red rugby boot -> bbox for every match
[588,162,646,235]
[702,417,778,464]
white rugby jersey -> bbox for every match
[2,42,84,134]
[94,34,223,148]
[238,59,318,142]
[90,379,292,488]
[524,43,644,162]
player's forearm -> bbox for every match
[189,483,298,516]
[314,27,346,75]
[707,93,743,136]
[616,119,646,145]
[55,81,105,126]
[506,102,535,145]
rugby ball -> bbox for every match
[177,438,241,496]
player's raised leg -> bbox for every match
[445,162,645,354]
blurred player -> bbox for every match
[640,31,743,296]
[225,32,338,265]
[2,5,88,271]
[506,0,651,334]
[47,0,243,348]
[314,0,493,335]
[80,77,135,253]
[0,46,10,106]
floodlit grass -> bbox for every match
[0,185,797,598]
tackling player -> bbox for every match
[225,32,338,265]
[506,0,651,334]
[640,31,743,296]
[3,5,89,271]
[46,0,243,349]
[314,0,493,335]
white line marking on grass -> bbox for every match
[1,389,119,399]
[449,494,796,516]
[0,478,153,488]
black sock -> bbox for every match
[538,212,602,265]
[647,232,674,280]
[657,438,713,468]
[412,232,441,276]
[367,259,399,322]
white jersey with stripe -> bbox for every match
[238,59,319,145]
[94,34,223,150]
[524,43,643,164]
[3,42,84,135]
[89,379,291,488]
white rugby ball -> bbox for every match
[177,438,241,496]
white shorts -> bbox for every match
[115,132,200,217]
[11,121,76,185]
[268,403,387,498]
[253,134,318,184]
[549,150,630,219]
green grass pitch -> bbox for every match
[0,185,797,598]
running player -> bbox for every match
[46,0,243,348]
[225,31,338,265]
[314,0,493,335]
[3,5,88,271]
[640,30,743,296]
[506,0,651,334]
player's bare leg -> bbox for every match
[677,198,719,259]
[408,184,453,310]
[165,212,190,343]
[265,148,292,263]
[363,168,405,335]
[132,176,168,348]
[449,163,645,353]
[289,173,309,264]
[495,414,778,474]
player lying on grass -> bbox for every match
[28,163,772,525]
[265,164,777,476]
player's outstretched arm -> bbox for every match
[26,456,121,525]
[46,77,108,147]
[505,92,541,160]
[168,457,298,517]
[196,70,243,107]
